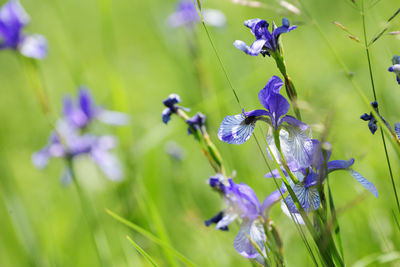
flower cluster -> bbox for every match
[0,0,47,59]
[33,88,129,182]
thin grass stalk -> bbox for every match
[67,159,110,267]
[105,209,196,267]
[360,0,400,217]
[126,235,159,267]
[296,0,400,155]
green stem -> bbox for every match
[272,52,301,120]
[361,0,400,216]
[67,159,110,267]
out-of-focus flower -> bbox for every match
[218,76,312,168]
[186,112,206,134]
[234,18,296,57]
[63,87,129,129]
[32,121,123,181]
[388,55,400,85]
[265,140,378,223]
[0,0,48,59]
[167,1,226,29]
[205,175,282,259]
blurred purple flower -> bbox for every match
[234,18,296,57]
[32,121,123,182]
[0,0,48,59]
[167,1,226,29]
[218,76,312,168]
[205,176,282,259]
[63,87,129,129]
[388,55,400,85]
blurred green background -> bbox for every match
[1,0,400,266]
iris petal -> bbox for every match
[218,114,256,145]
[348,169,378,198]
[234,218,266,259]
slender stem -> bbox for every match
[67,159,109,267]
[361,0,400,216]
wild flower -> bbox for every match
[234,18,296,57]
[33,87,128,182]
[205,174,282,259]
[63,87,129,130]
[0,0,47,59]
[265,139,378,223]
[388,55,400,85]
[218,75,312,168]
[167,0,226,29]
[186,112,206,134]
[162,93,183,124]
[32,121,123,182]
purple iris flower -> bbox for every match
[167,1,226,29]
[205,176,282,259]
[0,0,48,59]
[388,55,400,85]
[395,123,400,139]
[234,18,296,57]
[63,87,129,129]
[32,121,123,182]
[265,140,378,223]
[218,75,312,167]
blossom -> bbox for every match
[32,121,123,182]
[0,0,47,59]
[63,87,129,129]
[265,140,378,222]
[218,75,312,167]
[186,112,206,134]
[388,55,400,85]
[205,175,282,259]
[234,18,296,57]
[167,1,226,29]
[360,101,379,134]
[162,93,183,124]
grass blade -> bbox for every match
[126,235,159,267]
[105,208,195,267]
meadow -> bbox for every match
[1,0,400,266]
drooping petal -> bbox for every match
[284,180,320,213]
[234,218,266,259]
[91,149,123,181]
[261,189,282,213]
[267,126,313,168]
[348,169,378,197]
[19,34,47,59]
[97,110,130,125]
[327,158,354,172]
[281,115,309,131]
[218,114,256,145]
[215,209,238,230]
[243,109,269,117]
[233,39,265,56]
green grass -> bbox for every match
[1,0,400,266]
